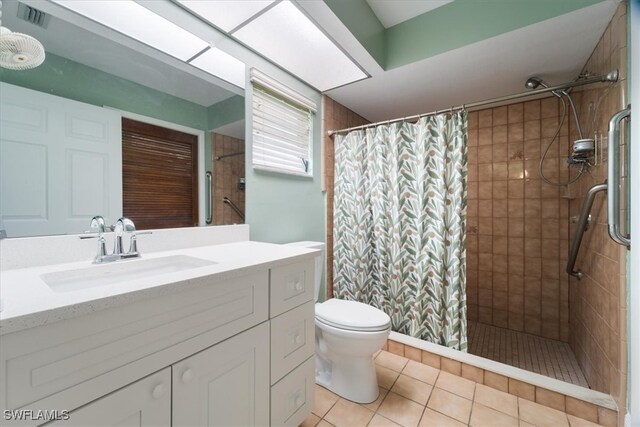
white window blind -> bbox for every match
[251,75,314,177]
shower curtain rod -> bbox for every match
[327,69,619,136]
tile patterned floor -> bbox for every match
[467,321,589,387]
[301,350,604,427]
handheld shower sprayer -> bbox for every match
[524,74,596,186]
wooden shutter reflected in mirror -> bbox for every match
[122,118,198,230]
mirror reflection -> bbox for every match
[0,0,246,238]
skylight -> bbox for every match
[232,1,367,91]
[190,48,246,89]
[177,0,275,33]
[52,0,209,61]
[53,0,366,92]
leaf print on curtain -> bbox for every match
[333,112,468,350]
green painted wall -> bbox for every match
[0,52,211,131]
[207,95,245,130]
[386,0,604,69]
[323,0,386,68]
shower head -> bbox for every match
[525,76,566,98]
[525,76,549,90]
[604,69,619,82]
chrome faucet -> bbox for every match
[91,216,108,260]
[80,215,109,263]
[81,216,151,263]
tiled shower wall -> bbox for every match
[212,132,245,225]
[322,96,369,298]
[569,1,628,411]
[466,99,571,342]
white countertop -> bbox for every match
[0,241,318,335]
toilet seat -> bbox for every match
[315,299,391,332]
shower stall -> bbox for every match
[465,9,629,394]
[325,4,629,418]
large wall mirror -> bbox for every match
[0,0,246,238]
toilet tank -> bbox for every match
[285,241,325,302]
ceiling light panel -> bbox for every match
[51,0,209,61]
[190,48,246,89]
[234,1,367,91]
[177,0,276,33]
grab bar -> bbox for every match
[205,171,213,225]
[567,182,608,279]
[607,105,631,248]
[215,151,244,161]
[223,196,245,221]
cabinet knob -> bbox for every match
[293,333,302,345]
[294,282,303,291]
[294,395,303,408]
[182,368,194,383]
[152,383,166,399]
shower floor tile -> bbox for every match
[467,321,589,388]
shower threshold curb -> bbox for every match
[389,331,618,411]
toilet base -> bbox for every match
[315,353,380,404]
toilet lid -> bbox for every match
[316,299,391,332]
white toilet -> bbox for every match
[286,241,391,404]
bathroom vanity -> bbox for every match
[0,227,317,426]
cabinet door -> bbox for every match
[172,322,270,427]
[49,368,170,426]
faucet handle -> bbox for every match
[128,231,151,255]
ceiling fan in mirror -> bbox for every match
[0,2,46,70]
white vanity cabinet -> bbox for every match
[0,247,317,427]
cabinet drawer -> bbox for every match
[271,301,315,384]
[271,356,315,427]
[270,259,315,317]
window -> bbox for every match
[251,69,316,177]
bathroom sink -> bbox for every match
[41,255,217,293]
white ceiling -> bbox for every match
[327,1,618,123]
[366,0,454,28]
[2,0,238,107]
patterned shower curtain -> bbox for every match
[333,112,468,350]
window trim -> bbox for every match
[107,108,207,225]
